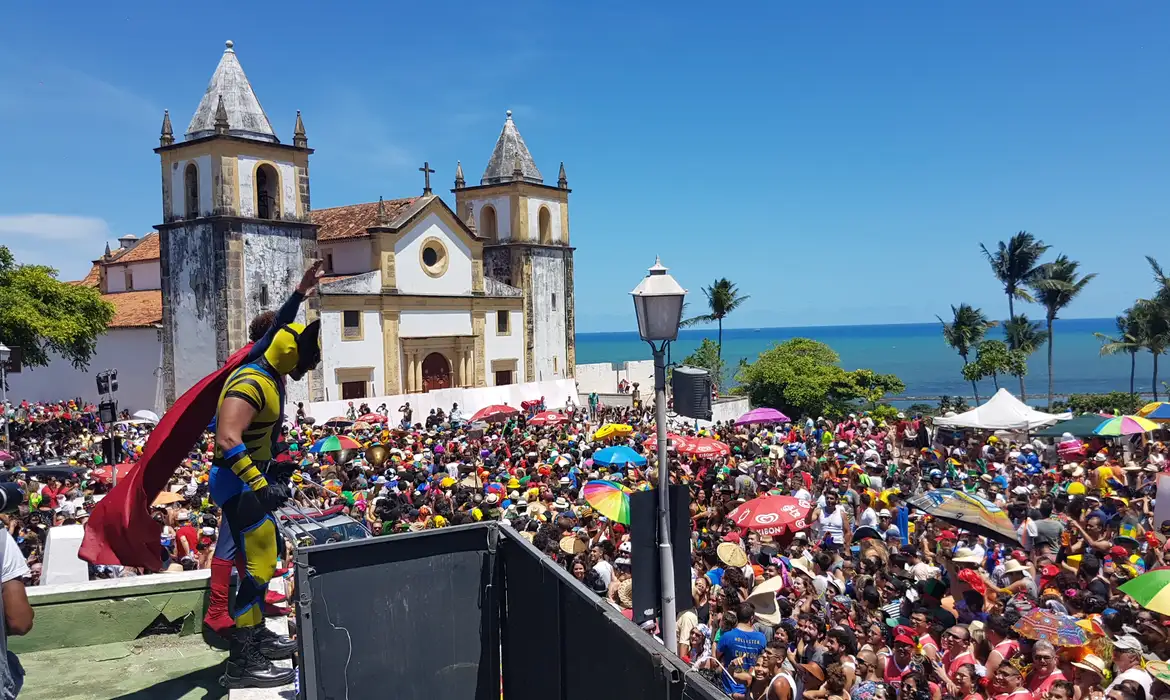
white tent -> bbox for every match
[932,388,1070,431]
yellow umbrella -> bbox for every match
[594,424,633,440]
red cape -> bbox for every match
[80,344,253,570]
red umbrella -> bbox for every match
[470,404,519,423]
[727,495,814,536]
[642,433,691,453]
[677,437,730,458]
[357,413,387,424]
[91,462,137,485]
[528,411,568,426]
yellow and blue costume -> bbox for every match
[210,321,320,631]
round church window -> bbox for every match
[419,238,449,278]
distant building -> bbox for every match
[10,41,576,411]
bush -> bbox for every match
[1050,392,1144,415]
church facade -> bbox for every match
[14,40,576,411]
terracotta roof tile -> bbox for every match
[312,198,418,241]
[116,232,160,263]
[72,264,101,288]
[102,290,162,328]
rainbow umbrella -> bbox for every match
[583,480,631,524]
[1119,568,1170,615]
[309,435,363,453]
[1138,402,1170,421]
[1092,415,1160,436]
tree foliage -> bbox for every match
[961,340,1027,390]
[979,231,1050,324]
[735,338,904,418]
[1050,392,1144,416]
[680,338,727,389]
[682,278,749,367]
[937,303,995,404]
[0,246,115,369]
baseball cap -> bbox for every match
[894,634,916,646]
[1110,545,1129,559]
[1113,634,1143,652]
[938,530,957,541]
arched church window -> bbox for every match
[538,206,552,244]
[184,163,199,219]
[256,164,280,220]
[480,205,498,239]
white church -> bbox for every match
[10,41,578,414]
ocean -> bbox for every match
[575,318,1156,403]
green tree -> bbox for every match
[734,338,903,418]
[0,246,115,370]
[980,232,1050,331]
[1002,314,1048,402]
[1094,311,1141,396]
[937,303,995,405]
[1030,255,1095,408]
[679,338,727,389]
[962,340,1027,392]
[846,368,906,409]
[682,278,749,367]
[1142,257,1170,401]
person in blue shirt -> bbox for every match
[716,602,768,696]
[888,492,911,547]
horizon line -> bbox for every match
[576,316,1115,336]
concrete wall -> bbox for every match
[574,360,655,395]
[484,309,525,383]
[167,154,213,218]
[394,213,473,296]
[306,378,578,423]
[161,221,219,401]
[531,249,568,381]
[319,308,385,402]
[320,239,372,275]
[527,197,564,243]
[7,327,164,414]
[237,156,298,219]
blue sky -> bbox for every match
[1,2,1167,333]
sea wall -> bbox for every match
[575,360,654,395]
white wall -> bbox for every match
[394,213,473,296]
[237,156,298,219]
[168,155,213,219]
[471,196,511,242]
[320,240,372,275]
[105,261,162,293]
[320,308,384,402]
[574,360,655,395]
[305,379,578,424]
[7,328,164,415]
[530,251,568,381]
[527,198,564,243]
[483,309,525,383]
[398,310,472,337]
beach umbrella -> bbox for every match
[1013,609,1090,647]
[309,435,363,453]
[132,409,160,423]
[594,423,634,441]
[323,416,353,427]
[528,411,569,427]
[1119,569,1170,615]
[470,404,519,423]
[727,494,813,536]
[906,488,1019,544]
[91,462,136,484]
[642,433,690,453]
[583,480,631,524]
[357,413,387,424]
[735,407,791,426]
[592,445,648,468]
[678,437,731,458]
[1092,415,1159,436]
[351,421,372,431]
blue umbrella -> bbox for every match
[592,445,648,468]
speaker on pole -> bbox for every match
[628,485,692,627]
[671,366,712,421]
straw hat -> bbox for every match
[789,556,815,579]
[1003,559,1031,577]
[951,548,983,565]
[1071,654,1106,676]
[519,531,535,543]
[617,579,634,609]
[717,542,749,568]
[560,535,587,555]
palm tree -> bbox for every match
[937,304,995,404]
[1133,299,1170,401]
[1030,255,1096,408]
[1003,314,1048,401]
[1095,311,1141,396]
[682,278,749,365]
[980,232,1051,336]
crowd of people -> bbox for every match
[3,391,1170,700]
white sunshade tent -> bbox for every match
[932,388,1070,431]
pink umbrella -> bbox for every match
[528,411,569,427]
[642,433,690,453]
[727,494,814,536]
[0,451,12,462]
[735,407,791,426]
[678,437,731,458]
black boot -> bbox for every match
[220,627,296,689]
[254,624,298,660]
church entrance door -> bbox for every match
[422,352,452,392]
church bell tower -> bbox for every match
[453,111,576,382]
[155,40,321,406]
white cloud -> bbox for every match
[0,214,112,280]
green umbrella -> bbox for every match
[1119,569,1170,615]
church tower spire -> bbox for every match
[454,161,465,189]
[293,110,308,148]
[213,96,229,135]
[160,110,174,146]
[185,40,278,143]
[481,110,543,185]
[558,162,568,189]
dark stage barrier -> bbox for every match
[295,522,726,700]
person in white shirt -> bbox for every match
[858,493,879,528]
[1106,636,1152,698]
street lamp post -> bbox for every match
[630,257,686,652]
[0,344,9,451]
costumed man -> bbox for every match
[204,263,322,636]
[212,316,322,688]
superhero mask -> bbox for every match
[263,321,321,380]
